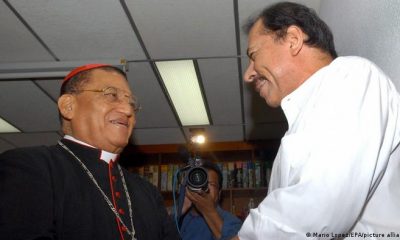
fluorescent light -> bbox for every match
[0,118,20,133]
[156,60,209,126]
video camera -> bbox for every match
[185,157,209,192]
[177,144,209,193]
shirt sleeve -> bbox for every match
[239,58,400,239]
[219,208,242,240]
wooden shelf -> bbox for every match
[221,188,267,218]
[123,140,280,154]
[122,141,278,218]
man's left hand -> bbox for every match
[185,188,217,214]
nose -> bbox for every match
[117,99,134,117]
[243,61,257,83]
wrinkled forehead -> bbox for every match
[247,20,268,44]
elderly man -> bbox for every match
[237,1,400,239]
[0,64,180,240]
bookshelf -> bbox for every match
[221,187,268,220]
[120,140,279,219]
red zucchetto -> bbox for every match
[63,63,111,84]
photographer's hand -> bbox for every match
[186,188,223,239]
[185,188,216,213]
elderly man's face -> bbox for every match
[244,19,295,107]
[69,69,135,153]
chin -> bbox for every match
[265,99,280,108]
[115,139,129,148]
[109,130,131,143]
[108,138,130,151]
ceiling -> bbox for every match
[0,0,321,152]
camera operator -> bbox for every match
[179,161,242,240]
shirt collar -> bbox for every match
[281,64,330,128]
[63,135,118,164]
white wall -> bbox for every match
[320,0,400,90]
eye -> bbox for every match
[103,87,118,101]
[104,92,118,100]
[249,50,259,62]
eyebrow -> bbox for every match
[246,48,253,59]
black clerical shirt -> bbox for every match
[0,139,180,240]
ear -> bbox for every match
[58,94,76,120]
[286,25,305,56]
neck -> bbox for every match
[64,135,95,148]
[293,49,333,86]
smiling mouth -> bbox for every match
[110,120,129,128]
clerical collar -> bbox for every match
[63,135,118,164]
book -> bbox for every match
[236,161,243,188]
[242,161,249,188]
[160,165,168,191]
[228,162,236,188]
[167,164,174,191]
[222,162,228,189]
[151,165,159,188]
[255,161,261,188]
[248,161,254,188]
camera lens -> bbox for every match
[187,167,208,192]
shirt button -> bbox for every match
[118,208,125,215]
[115,192,121,198]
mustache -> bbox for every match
[254,78,267,92]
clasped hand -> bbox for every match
[182,187,217,215]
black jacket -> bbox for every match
[0,139,180,240]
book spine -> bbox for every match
[222,162,228,189]
[236,161,243,188]
[152,165,159,188]
[167,164,174,191]
[242,161,249,188]
[255,161,261,188]
[160,165,168,191]
[248,162,254,188]
[228,162,236,188]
